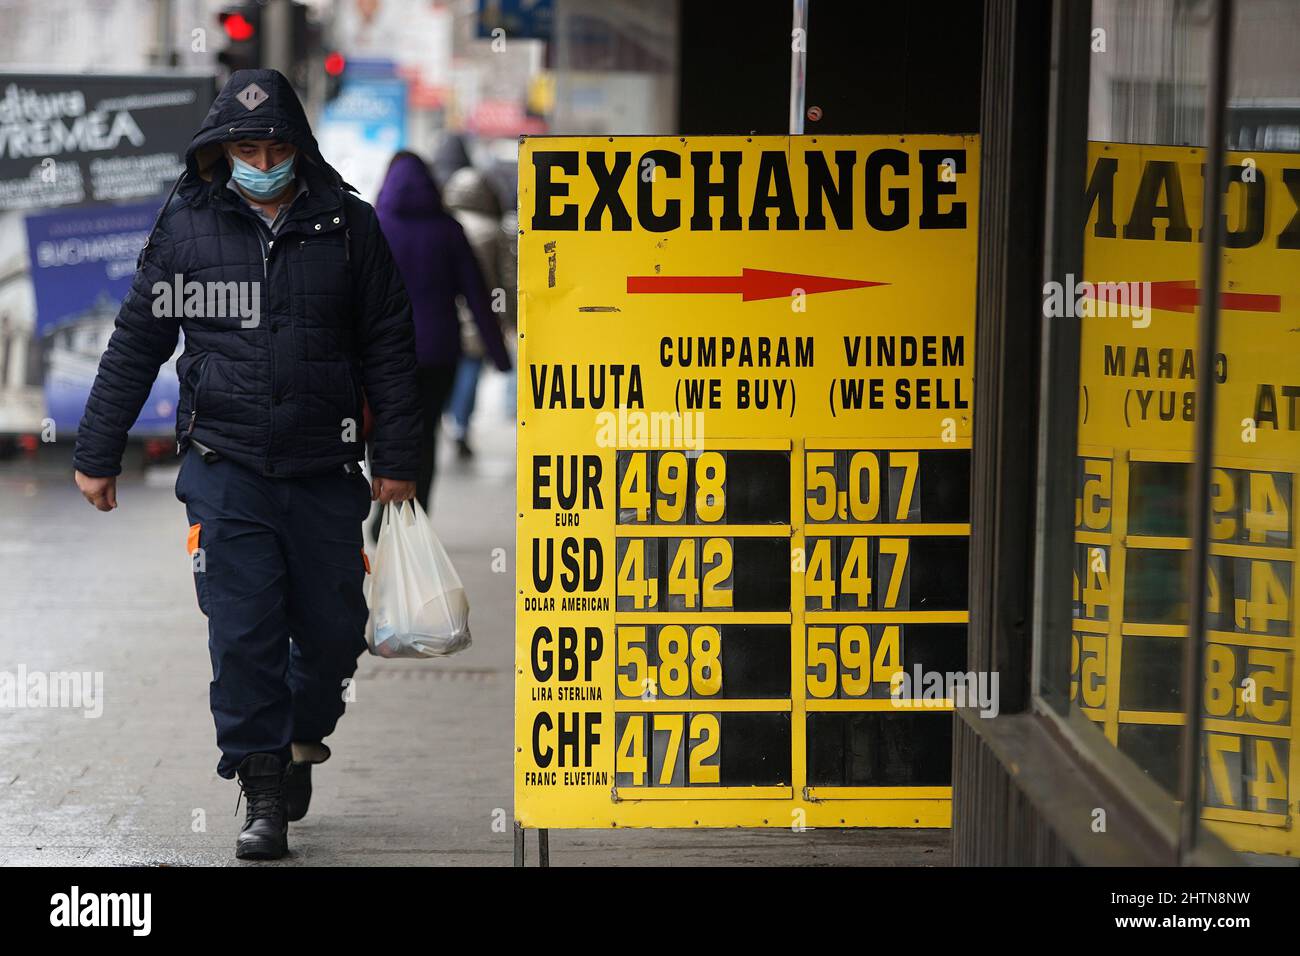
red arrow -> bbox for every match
[627,268,887,302]
[1148,279,1200,312]
[1154,279,1281,313]
[1084,279,1281,314]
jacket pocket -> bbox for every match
[295,231,354,317]
[174,450,189,502]
[185,356,213,438]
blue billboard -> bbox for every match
[24,201,180,434]
[317,77,408,203]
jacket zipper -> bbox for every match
[257,222,278,470]
[259,232,274,281]
[180,355,212,453]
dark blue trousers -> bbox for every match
[175,450,372,779]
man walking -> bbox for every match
[72,69,421,860]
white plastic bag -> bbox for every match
[364,499,471,658]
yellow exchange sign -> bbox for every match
[515,135,979,829]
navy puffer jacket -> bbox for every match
[73,69,421,481]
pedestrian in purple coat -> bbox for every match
[371,150,512,534]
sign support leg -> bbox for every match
[514,825,550,867]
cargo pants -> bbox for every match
[175,448,372,778]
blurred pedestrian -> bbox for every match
[442,164,513,459]
[72,69,421,861]
[430,132,473,189]
[371,151,511,538]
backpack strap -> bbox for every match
[138,172,188,267]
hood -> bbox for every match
[184,69,346,190]
[376,151,448,218]
[442,167,502,218]
[431,133,472,187]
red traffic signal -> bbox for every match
[217,4,263,74]
[324,51,346,76]
[220,12,256,42]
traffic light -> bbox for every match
[217,4,263,73]
[323,50,346,104]
[217,1,340,104]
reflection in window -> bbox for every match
[1200,0,1300,858]
[1053,0,1300,861]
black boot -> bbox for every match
[283,761,312,823]
[234,753,288,860]
[284,742,330,822]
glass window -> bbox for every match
[1044,0,1211,809]
[549,0,679,134]
[1040,0,1300,863]
[1195,0,1300,860]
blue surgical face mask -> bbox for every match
[227,152,296,200]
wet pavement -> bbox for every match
[0,376,949,866]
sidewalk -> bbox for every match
[0,374,949,866]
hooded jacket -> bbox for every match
[430,133,473,188]
[443,166,515,358]
[443,166,503,286]
[373,152,511,371]
[73,69,421,481]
